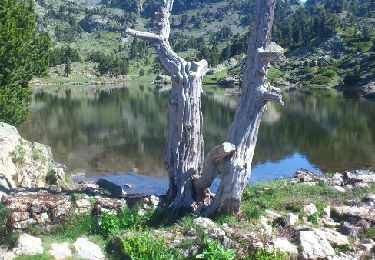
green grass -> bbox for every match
[240,180,375,221]
[203,69,228,85]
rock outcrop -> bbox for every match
[0,122,65,190]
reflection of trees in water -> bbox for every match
[20,86,375,177]
[256,90,375,171]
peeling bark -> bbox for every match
[199,0,284,216]
[126,0,208,212]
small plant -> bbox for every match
[32,147,46,162]
[362,227,375,239]
[118,206,153,230]
[119,232,178,260]
[245,249,287,260]
[307,213,319,225]
[45,169,58,185]
[11,142,26,165]
[196,239,236,260]
[95,211,120,237]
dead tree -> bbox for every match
[126,0,209,211]
[127,0,283,215]
[195,0,284,216]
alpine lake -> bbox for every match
[19,82,375,195]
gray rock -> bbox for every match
[313,228,349,247]
[285,213,299,226]
[13,234,43,256]
[0,122,65,189]
[74,237,105,260]
[272,237,298,255]
[49,243,72,260]
[96,178,126,196]
[265,209,281,221]
[304,204,318,216]
[334,205,375,223]
[300,230,335,259]
[1,252,16,260]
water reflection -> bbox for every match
[20,85,375,185]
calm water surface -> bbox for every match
[19,83,375,194]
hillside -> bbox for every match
[34,0,375,96]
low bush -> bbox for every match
[95,211,120,238]
[196,239,236,260]
[310,75,332,85]
[118,232,178,260]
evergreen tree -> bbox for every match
[64,58,72,77]
[0,0,51,126]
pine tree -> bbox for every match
[0,0,51,126]
[64,58,72,77]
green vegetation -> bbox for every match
[245,249,287,260]
[196,239,236,260]
[115,232,179,260]
[2,179,374,259]
[0,0,50,125]
[11,142,27,165]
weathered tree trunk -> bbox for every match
[196,0,284,216]
[126,0,208,212]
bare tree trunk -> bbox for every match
[126,0,208,212]
[196,0,284,216]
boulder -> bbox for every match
[313,228,349,247]
[300,230,335,259]
[272,237,298,255]
[13,234,43,256]
[0,122,65,189]
[219,76,239,88]
[265,209,281,221]
[334,205,375,223]
[304,204,318,216]
[259,216,272,237]
[49,243,72,260]
[74,238,105,260]
[286,213,299,226]
[193,217,225,239]
[96,178,126,196]
[1,252,16,260]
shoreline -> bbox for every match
[1,169,375,259]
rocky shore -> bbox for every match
[1,168,374,259]
[0,122,374,259]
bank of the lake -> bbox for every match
[1,169,375,259]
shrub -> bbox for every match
[95,211,120,237]
[118,232,178,260]
[118,207,154,230]
[310,75,332,85]
[267,68,283,82]
[343,66,360,85]
[307,213,319,225]
[318,67,338,78]
[196,239,236,260]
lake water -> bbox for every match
[19,83,375,194]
